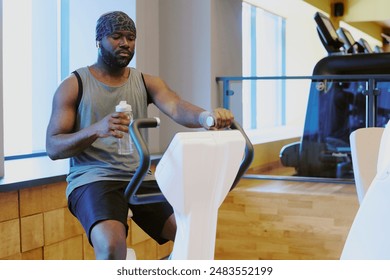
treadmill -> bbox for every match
[280,12,390,179]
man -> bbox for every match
[46,11,234,260]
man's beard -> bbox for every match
[99,44,134,68]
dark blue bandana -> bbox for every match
[95,11,136,41]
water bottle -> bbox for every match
[115,101,134,155]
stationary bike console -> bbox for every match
[124,117,254,259]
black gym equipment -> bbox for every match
[280,12,390,179]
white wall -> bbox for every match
[158,0,212,148]
[136,0,161,153]
[136,0,242,151]
[211,0,243,123]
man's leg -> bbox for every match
[161,213,176,241]
[90,219,127,260]
[130,180,176,245]
[67,181,130,260]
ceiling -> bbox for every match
[304,0,390,39]
[345,0,390,30]
[377,19,390,30]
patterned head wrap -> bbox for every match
[95,11,136,41]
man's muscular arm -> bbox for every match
[45,74,130,160]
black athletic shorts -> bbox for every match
[67,180,174,246]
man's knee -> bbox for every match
[161,214,176,241]
[91,220,127,259]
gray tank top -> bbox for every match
[66,66,153,198]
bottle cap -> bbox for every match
[206,116,214,127]
[199,111,214,129]
[116,101,132,112]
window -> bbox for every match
[1,0,135,158]
[242,2,286,131]
[241,0,326,144]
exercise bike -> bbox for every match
[124,117,253,260]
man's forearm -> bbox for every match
[46,128,99,160]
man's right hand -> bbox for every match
[95,112,131,138]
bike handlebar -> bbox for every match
[124,118,254,205]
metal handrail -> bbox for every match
[216,74,390,128]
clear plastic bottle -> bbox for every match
[115,101,134,155]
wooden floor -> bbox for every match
[215,176,359,260]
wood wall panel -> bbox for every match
[43,208,84,246]
[41,182,68,212]
[0,181,173,260]
[21,248,43,260]
[19,186,44,217]
[0,219,20,259]
[21,213,44,252]
[0,191,18,221]
[131,238,158,260]
[157,242,173,260]
[44,236,83,260]
[128,219,150,245]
